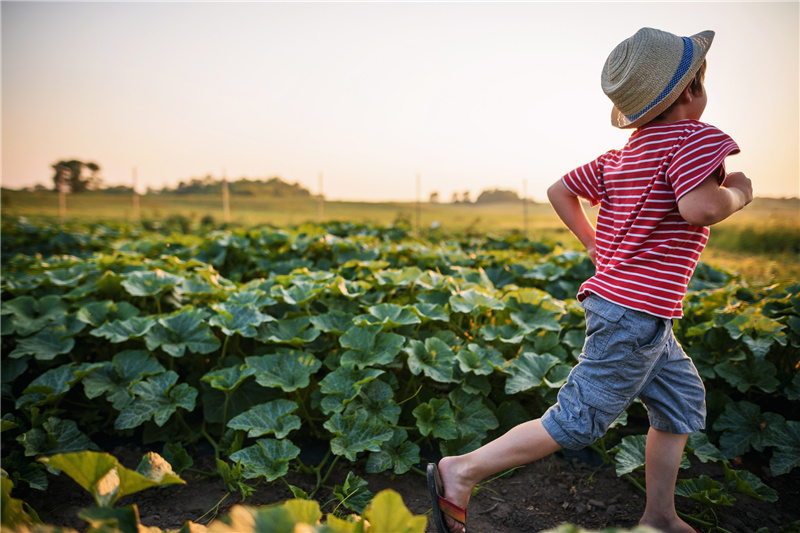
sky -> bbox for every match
[2,1,798,203]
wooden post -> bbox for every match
[317,172,324,224]
[58,166,67,222]
[132,167,140,224]
[416,173,421,236]
[523,178,528,237]
[222,171,231,223]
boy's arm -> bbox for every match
[677,170,753,226]
[547,180,597,265]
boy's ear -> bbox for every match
[678,78,697,102]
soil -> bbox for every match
[13,444,800,533]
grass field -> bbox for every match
[2,189,798,284]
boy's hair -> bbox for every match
[655,60,707,121]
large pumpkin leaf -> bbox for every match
[115,371,197,429]
[366,428,421,475]
[318,366,384,415]
[324,411,394,461]
[121,270,184,297]
[2,295,67,336]
[18,417,98,457]
[9,316,86,360]
[339,324,405,369]
[363,489,428,533]
[90,316,156,343]
[309,310,355,334]
[449,289,504,314]
[366,303,421,329]
[82,350,166,410]
[227,400,301,439]
[229,438,301,481]
[145,308,221,357]
[244,349,321,392]
[675,476,735,507]
[255,316,320,347]
[712,401,785,458]
[763,420,800,476]
[504,351,560,395]
[713,358,780,393]
[404,337,456,383]
[209,303,273,338]
[449,389,498,440]
[200,365,256,393]
[76,300,140,327]
[722,463,778,502]
[456,343,504,375]
[16,362,103,411]
[412,398,457,440]
[343,379,401,425]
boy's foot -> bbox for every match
[434,456,473,533]
[638,516,699,533]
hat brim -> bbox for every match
[611,30,714,129]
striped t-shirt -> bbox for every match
[562,119,740,319]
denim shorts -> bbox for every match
[541,294,706,450]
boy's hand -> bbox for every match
[723,171,753,207]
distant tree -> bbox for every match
[475,188,520,204]
[429,191,440,203]
[51,160,103,193]
[462,190,472,204]
[451,192,460,204]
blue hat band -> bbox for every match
[625,36,694,122]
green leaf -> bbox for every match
[1,477,35,529]
[449,389,498,440]
[79,505,141,533]
[90,316,155,343]
[209,302,273,338]
[722,307,786,357]
[785,372,800,401]
[366,428,421,475]
[324,411,394,461]
[309,310,354,334]
[763,420,800,476]
[318,366,384,415]
[344,379,401,425]
[227,400,301,439]
[82,350,165,410]
[404,337,456,383]
[610,435,648,476]
[713,358,780,393]
[685,432,726,464]
[161,442,193,475]
[16,362,103,411]
[712,401,785,458]
[722,463,778,502]
[231,439,300,482]
[449,289,505,314]
[121,269,184,297]
[410,302,449,322]
[675,475,735,506]
[9,317,85,360]
[456,343,504,376]
[333,471,373,514]
[366,303,421,329]
[245,349,321,392]
[115,371,197,430]
[18,417,98,457]
[145,308,221,357]
[340,324,405,369]
[275,280,323,306]
[374,266,423,287]
[504,351,560,395]
[363,489,428,533]
[200,365,256,392]
[255,316,321,347]
[412,398,457,440]
[76,300,139,326]
[480,324,525,344]
[43,450,184,508]
[2,295,67,336]
[510,304,562,332]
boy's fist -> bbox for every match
[724,172,753,206]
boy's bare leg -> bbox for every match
[639,427,696,533]
[437,418,562,533]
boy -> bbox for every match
[428,27,753,533]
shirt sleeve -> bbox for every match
[666,125,740,200]
[561,151,613,206]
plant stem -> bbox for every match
[201,423,220,461]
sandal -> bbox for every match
[427,462,467,533]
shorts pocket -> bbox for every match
[582,296,627,360]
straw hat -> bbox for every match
[602,28,714,129]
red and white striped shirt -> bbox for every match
[562,120,740,319]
